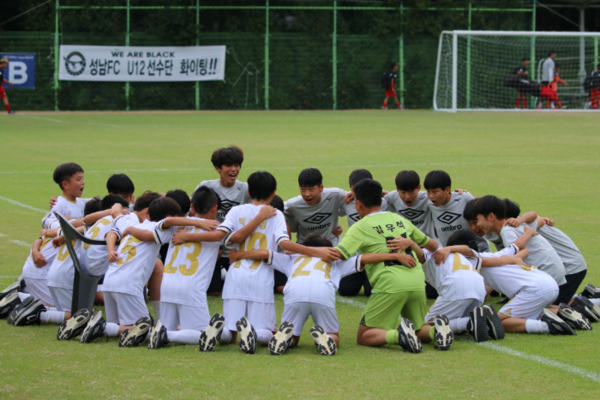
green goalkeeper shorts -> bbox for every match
[360,291,427,331]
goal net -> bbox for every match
[434,31,600,111]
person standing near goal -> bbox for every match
[538,50,556,109]
[513,57,530,109]
[0,59,16,115]
[381,63,402,110]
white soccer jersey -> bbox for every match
[102,220,177,297]
[428,192,489,252]
[195,180,252,222]
[285,188,347,245]
[47,196,88,225]
[218,204,290,303]
[83,215,114,276]
[500,222,566,285]
[341,198,389,229]
[111,214,141,241]
[538,224,587,275]
[473,246,558,298]
[160,217,221,307]
[422,249,485,302]
[47,237,82,290]
[384,191,436,239]
[268,253,361,309]
[22,221,61,280]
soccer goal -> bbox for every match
[434,31,600,112]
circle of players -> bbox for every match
[1,146,598,356]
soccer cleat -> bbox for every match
[558,303,592,331]
[541,309,576,335]
[467,307,489,342]
[581,284,600,299]
[8,110,16,115]
[433,314,454,351]
[382,106,388,110]
[496,296,510,305]
[57,308,90,340]
[119,316,152,347]
[7,296,34,325]
[570,297,599,323]
[482,304,505,340]
[0,281,22,301]
[310,324,336,356]
[79,311,106,343]
[397,318,422,354]
[199,313,225,352]
[236,317,257,355]
[574,296,600,319]
[12,299,46,327]
[0,292,21,319]
[269,321,294,356]
[148,320,169,350]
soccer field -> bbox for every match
[1,110,599,399]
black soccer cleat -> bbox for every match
[581,284,600,299]
[12,298,46,327]
[310,324,336,356]
[79,311,106,343]
[57,308,90,340]
[558,303,592,331]
[482,304,505,340]
[397,318,422,354]
[0,292,21,319]
[433,314,454,351]
[119,316,152,347]
[269,321,294,356]
[7,296,34,325]
[148,320,169,350]
[572,296,600,321]
[8,110,16,115]
[496,296,510,305]
[236,316,257,355]
[199,313,225,352]
[0,281,22,301]
[467,307,489,342]
[541,309,576,335]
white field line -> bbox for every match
[1,160,599,175]
[22,115,122,128]
[0,195,47,213]
[9,239,31,247]
[0,276,17,279]
[338,295,600,384]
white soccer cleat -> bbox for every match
[269,321,294,356]
[541,309,575,335]
[236,317,257,355]
[310,324,336,356]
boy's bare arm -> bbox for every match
[228,249,270,264]
[361,253,417,268]
[506,211,538,227]
[228,206,277,244]
[171,230,226,246]
[279,240,340,263]
[434,245,473,265]
[122,226,155,243]
[160,217,220,231]
[513,226,537,250]
[106,231,119,262]
[31,238,46,268]
[40,227,61,238]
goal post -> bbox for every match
[434,31,600,112]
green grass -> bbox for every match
[1,110,600,399]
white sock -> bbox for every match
[104,322,120,337]
[526,320,550,333]
[17,292,31,302]
[588,298,600,306]
[256,329,273,345]
[46,307,57,311]
[219,329,233,344]
[39,310,65,324]
[168,330,201,345]
[152,301,161,321]
[449,317,469,333]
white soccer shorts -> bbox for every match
[25,278,54,307]
[282,301,339,336]
[425,298,482,324]
[223,299,276,333]
[500,287,559,320]
[161,302,210,332]
[49,287,73,312]
[103,291,149,326]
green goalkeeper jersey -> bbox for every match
[336,211,430,294]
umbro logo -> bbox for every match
[437,211,462,225]
[304,212,332,224]
[399,208,425,221]
[220,200,240,212]
[349,213,360,222]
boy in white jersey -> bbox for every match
[424,170,489,252]
[147,187,225,350]
[179,171,339,354]
[44,162,89,229]
[194,146,252,297]
[472,196,566,288]
[284,168,346,247]
[447,229,588,335]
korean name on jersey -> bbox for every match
[383,191,436,239]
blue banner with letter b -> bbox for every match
[1,53,36,89]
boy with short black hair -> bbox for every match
[424,170,489,252]
[194,146,252,297]
[333,179,448,353]
[284,168,346,247]
[106,173,135,203]
[463,198,504,251]
[513,56,530,109]
[47,163,88,227]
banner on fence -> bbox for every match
[1,53,36,89]
[58,45,226,82]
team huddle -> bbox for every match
[1,146,599,357]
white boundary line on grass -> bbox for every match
[336,295,600,384]
[22,115,122,128]
[9,240,31,247]
[0,195,47,213]
[0,276,17,279]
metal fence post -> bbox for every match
[466,2,472,109]
[530,1,536,81]
[332,0,337,110]
[399,4,404,106]
[125,0,130,111]
[452,31,458,112]
[195,0,200,110]
[265,0,270,110]
[54,0,60,111]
